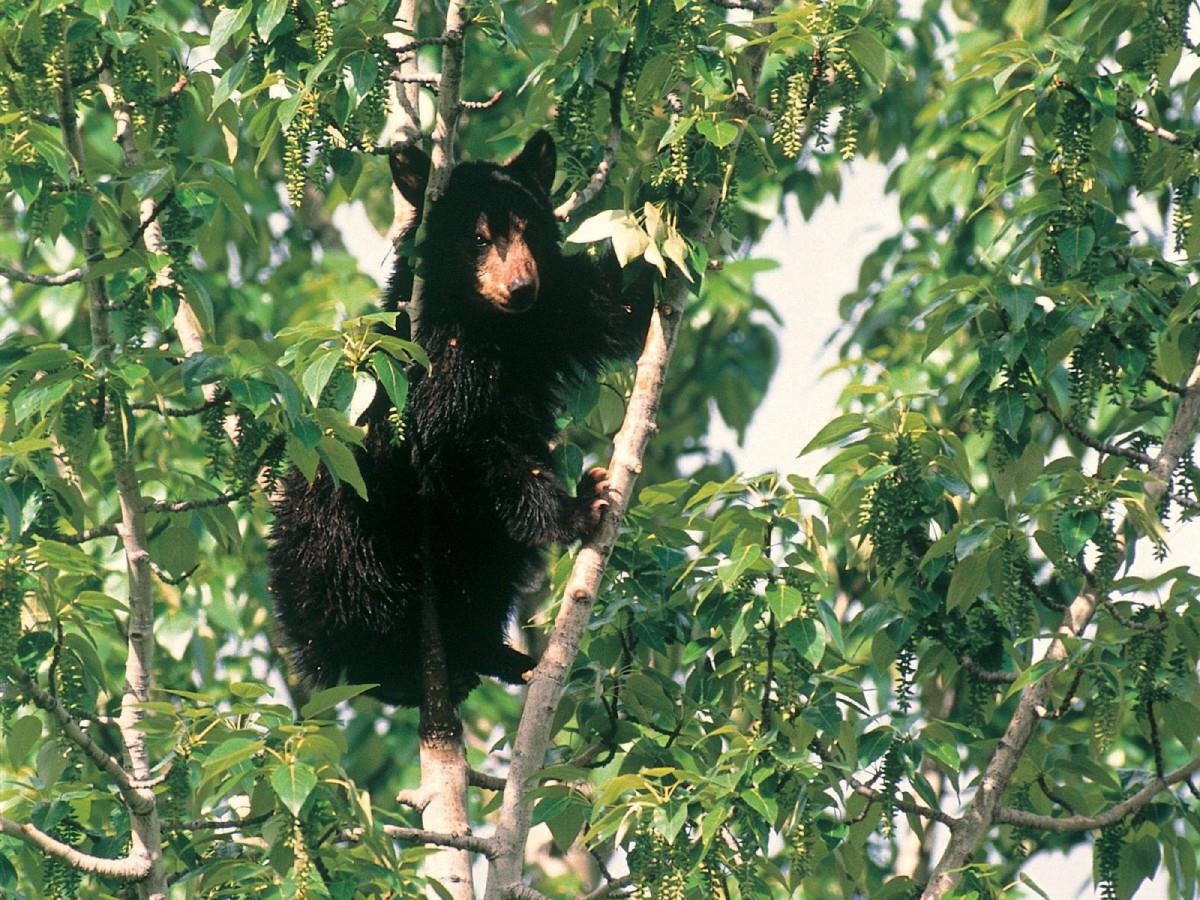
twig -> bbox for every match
[958,654,1017,684]
[129,388,227,417]
[995,753,1200,833]
[712,0,766,9]
[1036,773,1079,816]
[150,561,198,585]
[1040,403,1155,466]
[392,72,442,85]
[581,876,634,900]
[10,668,153,814]
[0,816,152,881]
[1146,370,1186,395]
[554,51,630,222]
[341,824,495,856]
[180,813,272,832]
[469,769,506,792]
[392,34,461,57]
[461,90,503,111]
[150,74,188,106]
[0,263,85,286]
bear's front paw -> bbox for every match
[573,466,611,538]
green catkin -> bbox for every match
[628,830,688,900]
[1172,176,1195,255]
[1129,610,1166,712]
[880,738,904,838]
[56,648,86,776]
[1068,328,1109,424]
[1091,673,1120,751]
[788,811,815,879]
[43,820,83,899]
[895,638,915,714]
[859,433,925,576]
[0,557,22,667]
[837,71,861,162]
[313,2,333,58]
[1043,96,1093,284]
[771,56,814,159]
[346,37,389,152]
[1092,514,1120,594]
[1096,819,1125,900]
[200,399,227,480]
[285,91,319,206]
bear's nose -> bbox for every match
[505,278,537,313]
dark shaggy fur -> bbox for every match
[268,132,653,706]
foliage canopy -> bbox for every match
[0,0,1198,898]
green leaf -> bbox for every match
[210,4,253,54]
[317,436,369,500]
[845,28,889,83]
[303,351,339,406]
[696,119,739,149]
[256,0,288,41]
[271,762,317,817]
[6,716,41,766]
[1058,508,1098,556]
[372,352,409,413]
[993,388,1025,438]
[152,525,200,575]
[300,683,379,719]
[717,542,762,588]
[347,371,377,425]
[800,414,869,455]
[1056,226,1094,272]
[946,551,989,612]
[343,52,379,109]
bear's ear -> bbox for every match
[389,144,431,209]
[505,130,557,196]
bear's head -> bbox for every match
[390,131,560,319]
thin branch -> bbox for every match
[1036,773,1079,816]
[392,34,461,57]
[148,485,253,513]
[554,51,630,222]
[150,74,188,106]
[503,885,550,900]
[1040,403,1154,466]
[10,668,152,813]
[461,90,503,111]
[0,263,85,286]
[582,876,634,900]
[712,0,766,9]
[150,561,198,585]
[958,654,1017,684]
[0,816,152,881]
[995,753,1200,833]
[849,781,957,828]
[392,72,442,85]
[342,825,495,856]
[180,813,272,832]
[469,769,506,792]
[129,389,227,417]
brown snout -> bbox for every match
[477,234,540,313]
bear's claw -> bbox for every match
[576,466,611,536]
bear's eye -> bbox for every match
[473,233,490,247]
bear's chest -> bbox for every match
[413,339,552,440]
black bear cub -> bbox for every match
[268,132,653,706]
